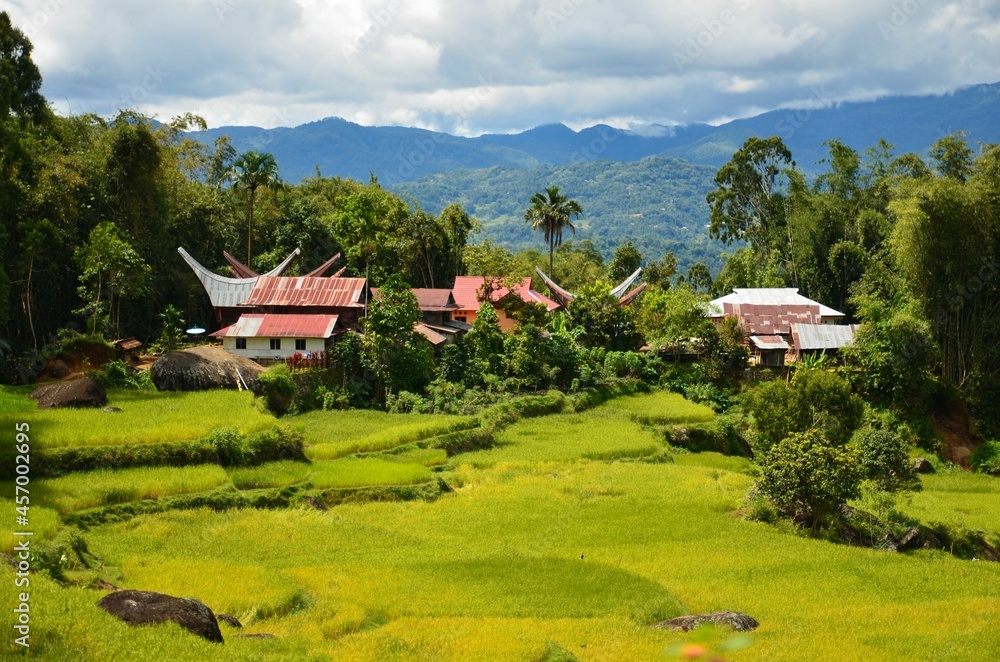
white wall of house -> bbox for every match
[220,336,328,361]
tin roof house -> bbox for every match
[706,288,856,366]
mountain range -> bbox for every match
[192,82,1000,184]
[189,82,1000,270]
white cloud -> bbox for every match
[1,0,997,134]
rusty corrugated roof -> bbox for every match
[724,303,821,335]
[210,314,340,338]
[244,276,366,308]
[750,335,790,350]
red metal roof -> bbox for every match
[244,276,366,308]
[452,276,560,312]
[210,314,340,338]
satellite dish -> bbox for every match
[186,326,206,335]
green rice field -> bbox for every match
[0,387,998,660]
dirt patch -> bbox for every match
[933,401,982,469]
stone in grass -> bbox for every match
[236,633,277,639]
[913,458,935,474]
[653,611,760,632]
[30,378,107,409]
[96,590,224,644]
[217,613,243,628]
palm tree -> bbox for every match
[230,151,280,267]
[524,185,583,274]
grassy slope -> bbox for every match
[0,390,998,660]
[0,389,275,448]
[293,409,475,459]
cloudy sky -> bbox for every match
[3,0,999,135]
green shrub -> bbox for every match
[756,429,862,529]
[664,416,748,456]
[970,441,1000,476]
[386,390,428,414]
[207,427,245,465]
[854,428,920,492]
[92,359,153,390]
[259,363,295,414]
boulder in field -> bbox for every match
[30,378,107,409]
[913,458,935,474]
[217,613,242,628]
[96,590,224,643]
[150,345,264,393]
[653,611,760,632]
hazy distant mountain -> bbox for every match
[190,82,1000,183]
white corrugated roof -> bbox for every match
[793,323,857,350]
[708,288,844,318]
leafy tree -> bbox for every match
[0,11,47,124]
[363,274,432,400]
[524,185,583,274]
[711,247,785,295]
[440,203,478,282]
[643,250,678,289]
[707,136,794,258]
[887,155,997,387]
[929,131,974,182]
[156,304,185,353]
[74,222,151,337]
[745,368,864,451]
[636,284,715,348]
[464,302,506,382]
[685,262,713,293]
[230,150,281,267]
[566,283,642,351]
[335,181,412,286]
[841,311,938,411]
[609,240,643,282]
[854,428,919,493]
[756,429,862,529]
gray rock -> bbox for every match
[236,633,276,639]
[654,611,759,632]
[217,613,242,628]
[102,406,123,413]
[896,527,924,552]
[913,458,935,474]
[150,345,264,393]
[96,590,223,644]
[30,378,107,409]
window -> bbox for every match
[455,316,467,323]
[270,338,281,351]
[295,339,307,351]
[235,338,247,350]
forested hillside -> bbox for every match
[393,157,728,272]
